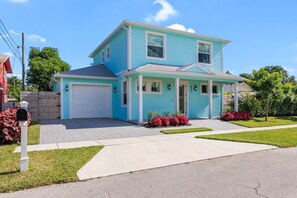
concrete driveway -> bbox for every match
[40,118,245,144]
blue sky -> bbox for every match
[1,0,297,78]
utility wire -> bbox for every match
[0,25,19,56]
[0,32,22,62]
[0,19,19,47]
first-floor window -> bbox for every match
[122,81,127,106]
[212,85,219,94]
[136,79,162,94]
[136,80,147,92]
[201,84,219,94]
[201,84,208,94]
[151,81,161,92]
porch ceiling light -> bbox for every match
[113,86,117,93]
[167,84,171,90]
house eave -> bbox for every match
[54,74,117,80]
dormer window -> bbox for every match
[101,50,104,63]
[198,41,212,64]
[146,32,166,59]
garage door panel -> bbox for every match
[71,84,111,118]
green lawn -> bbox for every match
[161,127,212,134]
[0,123,103,193]
[230,116,297,128]
[196,127,297,148]
[27,121,40,145]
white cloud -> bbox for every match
[145,0,177,23]
[8,0,28,3]
[4,52,13,57]
[284,66,296,73]
[28,34,46,43]
[167,23,196,33]
[9,29,20,36]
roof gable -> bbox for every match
[0,55,12,73]
[178,63,211,74]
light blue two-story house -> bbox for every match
[54,20,244,124]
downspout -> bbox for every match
[123,24,132,121]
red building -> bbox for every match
[0,55,12,110]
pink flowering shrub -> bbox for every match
[177,115,189,125]
[222,112,251,121]
[169,116,180,126]
[160,116,170,126]
[0,108,32,144]
[151,116,162,127]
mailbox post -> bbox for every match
[17,101,29,172]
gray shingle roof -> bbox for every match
[55,64,116,79]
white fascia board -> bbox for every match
[122,69,245,81]
[54,74,117,80]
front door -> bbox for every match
[179,81,188,115]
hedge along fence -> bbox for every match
[228,93,297,117]
[20,92,60,121]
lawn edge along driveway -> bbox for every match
[196,127,297,148]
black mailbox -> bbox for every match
[16,108,28,121]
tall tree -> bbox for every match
[26,47,70,91]
[7,76,21,100]
[248,68,285,121]
[264,65,296,85]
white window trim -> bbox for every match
[197,40,213,65]
[145,31,166,60]
[106,45,110,61]
[136,79,163,94]
[101,49,104,64]
[121,80,127,107]
[200,83,220,95]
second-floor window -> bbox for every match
[198,41,212,64]
[147,33,165,59]
[106,45,110,61]
[101,50,104,63]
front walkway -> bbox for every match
[40,118,244,144]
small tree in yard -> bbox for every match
[248,68,285,121]
[26,47,70,91]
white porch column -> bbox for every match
[208,80,213,119]
[234,82,239,112]
[127,77,132,120]
[138,75,143,124]
[175,78,180,113]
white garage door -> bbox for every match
[71,84,111,118]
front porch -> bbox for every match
[122,64,244,124]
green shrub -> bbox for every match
[162,110,170,117]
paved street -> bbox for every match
[2,147,297,198]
